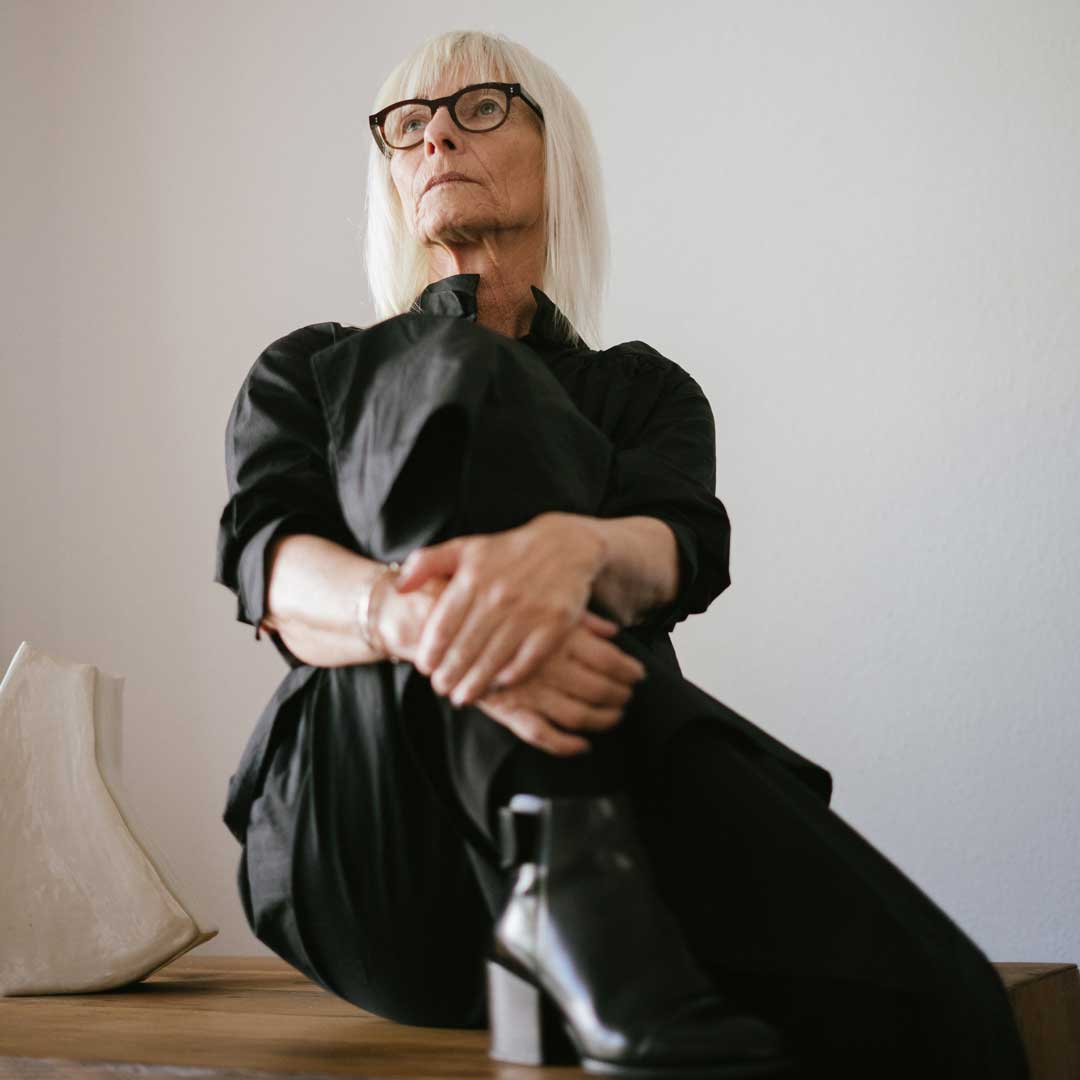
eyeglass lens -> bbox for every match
[382,86,509,148]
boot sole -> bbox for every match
[487,956,799,1078]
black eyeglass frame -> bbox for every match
[368,81,545,157]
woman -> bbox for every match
[214,29,1029,1080]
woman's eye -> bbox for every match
[405,111,427,130]
[465,97,504,121]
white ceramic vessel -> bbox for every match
[0,640,217,995]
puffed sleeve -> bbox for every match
[214,322,360,668]
[595,346,731,636]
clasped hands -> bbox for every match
[370,512,647,756]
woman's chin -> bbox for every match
[420,217,495,247]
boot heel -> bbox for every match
[486,958,579,1066]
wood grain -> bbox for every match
[0,955,1075,1079]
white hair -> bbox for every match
[362,29,610,349]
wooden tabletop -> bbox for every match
[0,956,576,1079]
[0,956,1075,1079]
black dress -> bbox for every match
[213,274,1028,1079]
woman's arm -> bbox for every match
[260,531,646,750]
[215,323,371,670]
[562,513,680,629]
[394,355,730,701]
[258,533,397,668]
[585,353,732,638]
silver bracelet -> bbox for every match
[360,560,401,663]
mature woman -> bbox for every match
[214,29,1028,1080]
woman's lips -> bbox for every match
[422,176,476,197]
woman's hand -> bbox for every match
[373,571,646,755]
[369,572,448,664]
[391,512,610,707]
[469,618,647,756]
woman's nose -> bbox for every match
[424,105,459,153]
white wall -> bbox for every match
[2,0,1077,964]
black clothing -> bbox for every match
[213,275,1028,1078]
[217,274,737,673]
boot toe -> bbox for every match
[638,998,790,1066]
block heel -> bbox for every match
[486,956,579,1066]
[487,794,799,1077]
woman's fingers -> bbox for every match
[446,616,533,706]
[464,614,651,756]
[580,610,620,636]
[416,574,480,682]
[490,678,626,738]
[429,598,510,698]
[491,616,575,688]
[449,608,627,705]
[554,654,639,708]
[569,629,647,686]
[393,539,464,593]
[516,681,625,735]
[476,696,592,756]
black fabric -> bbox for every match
[214,274,731,673]
[643,725,1029,1079]
[213,275,1028,1077]
[481,716,632,839]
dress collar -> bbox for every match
[410,273,586,352]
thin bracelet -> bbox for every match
[360,561,401,663]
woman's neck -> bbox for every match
[426,232,544,339]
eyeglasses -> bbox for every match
[369,81,544,157]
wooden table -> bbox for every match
[0,956,1077,1079]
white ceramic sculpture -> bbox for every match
[0,641,217,995]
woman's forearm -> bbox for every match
[569,514,680,627]
[259,533,391,667]
[259,517,677,666]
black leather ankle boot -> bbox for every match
[485,791,798,1078]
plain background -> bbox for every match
[2,0,1077,964]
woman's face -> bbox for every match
[388,73,545,250]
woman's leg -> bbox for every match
[237,661,494,1029]
[615,655,1029,1080]
[233,321,816,1031]
[293,321,1026,1070]
[428,630,1027,1078]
